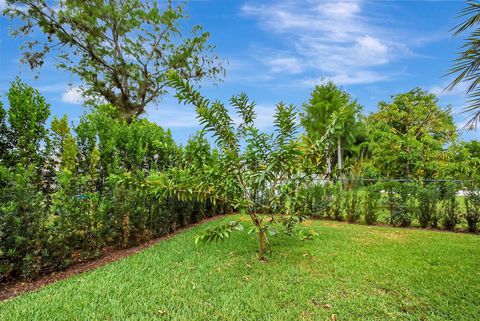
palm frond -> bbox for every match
[447,1,480,128]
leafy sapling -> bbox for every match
[153,71,344,260]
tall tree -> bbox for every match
[367,88,457,180]
[447,1,480,128]
[4,0,224,122]
[300,81,361,176]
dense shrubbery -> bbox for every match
[0,81,229,281]
[301,180,469,231]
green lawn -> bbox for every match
[1,215,479,321]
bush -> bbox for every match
[48,171,103,269]
[442,197,460,230]
[363,186,380,225]
[0,165,47,280]
[417,184,439,228]
[464,186,480,232]
[344,189,361,223]
[302,184,327,217]
[384,182,414,227]
[441,196,460,231]
[331,182,344,221]
[430,209,441,229]
[438,183,460,231]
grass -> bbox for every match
[1,215,479,321]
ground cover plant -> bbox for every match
[1,215,479,321]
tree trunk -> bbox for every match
[258,228,267,261]
[250,212,267,261]
[120,104,145,124]
[337,137,343,171]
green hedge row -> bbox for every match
[302,181,480,232]
[0,80,230,281]
[0,166,227,280]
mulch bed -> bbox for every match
[0,215,224,302]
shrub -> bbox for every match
[323,183,334,219]
[442,197,460,230]
[441,196,460,230]
[430,209,441,228]
[0,165,47,280]
[464,186,480,232]
[331,182,344,221]
[363,187,380,225]
[384,182,414,227]
[438,183,460,231]
[344,189,361,223]
[417,184,439,228]
[48,171,106,268]
[302,184,327,217]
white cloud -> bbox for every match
[430,81,468,97]
[147,102,276,130]
[0,0,6,10]
[263,56,304,74]
[253,104,277,129]
[303,71,389,86]
[330,72,388,85]
[321,1,360,18]
[62,86,84,105]
[355,35,389,64]
[242,0,409,85]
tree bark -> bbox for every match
[337,137,343,171]
[257,227,267,261]
[250,212,267,260]
[327,157,332,177]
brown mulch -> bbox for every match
[0,215,225,302]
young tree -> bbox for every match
[4,0,224,122]
[300,81,362,176]
[147,72,344,260]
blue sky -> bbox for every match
[0,0,477,143]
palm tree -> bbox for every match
[300,81,361,177]
[447,1,480,128]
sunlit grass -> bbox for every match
[1,215,479,320]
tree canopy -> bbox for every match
[300,81,362,175]
[367,88,457,180]
[4,0,224,122]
